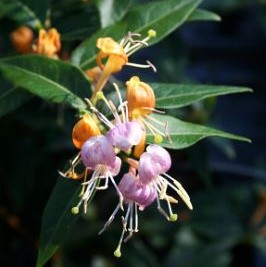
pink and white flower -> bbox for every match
[75,135,122,213]
[106,120,143,151]
[138,145,193,221]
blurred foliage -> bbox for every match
[0,0,265,267]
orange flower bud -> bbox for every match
[96,37,128,73]
[126,76,156,118]
[33,28,61,57]
[10,26,34,54]
[72,114,101,149]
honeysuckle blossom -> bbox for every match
[138,144,171,183]
[32,28,61,58]
[73,135,122,213]
[106,120,143,151]
[138,145,193,221]
[10,26,34,54]
[99,172,157,257]
[59,29,194,258]
[92,30,157,100]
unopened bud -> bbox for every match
[126,76,156,118]
[10,26,34,54]
[72,114,101,149]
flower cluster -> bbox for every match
[61,30,193,257]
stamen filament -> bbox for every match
[114,205,131,257]
[126,61,156,72]
[98,204,120,235]
[113,83,127,123]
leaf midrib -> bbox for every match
[1,63,82,101]
[0,85,17,100]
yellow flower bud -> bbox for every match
[72,114,101,149]
[32,28,61,57]
[10,26,34,54]
[126,76,156,118]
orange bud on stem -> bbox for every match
[72,114,101,149]
[10,26,34,54]
[126,76,156,118]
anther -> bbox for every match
[114,247,122,258]
[169,214,178,222]
[148,29,157,38]
[154,134,163,144]
[71,206,79,214]
[146,60,157,72]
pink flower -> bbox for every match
[118,172,157,209]
[106,120,143,151]
[138,145,193,222]
[74,135,123,213]
[138,144,171,184]
[81,135,116,169]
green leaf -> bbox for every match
[146,114,250,149]
[72,0,203,69]
[55,3,100,41]
[151,83,252,109]
[95,0,132,28]
[20,0,50,24]
[0,55,89,110]
[0,74,32,117]
[36,178,80,267]
[188,8,221,22]
[125,0,202,46]
[0,85,32,118]
[0,0,42,28]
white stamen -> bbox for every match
[98,204,120,235]
[113,83,126,123]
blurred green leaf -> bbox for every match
[0,85,32,118]
[0,0,42,28]
[0,55,88,110]
[36,178,80,267]
[188,8,221,22]
[20,0,50,24]
[146,114,251,149]
[95,0,132,28]
[55,2,100,41]
[0,74,32,117]
[72,0,203,70]
[152,83,252,109]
